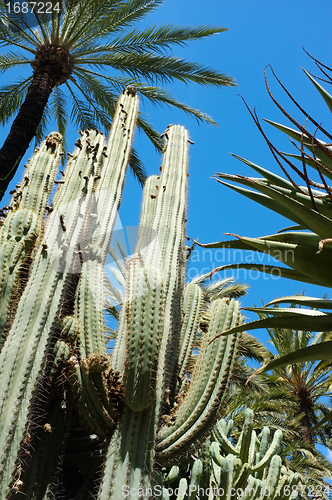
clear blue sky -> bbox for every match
[1,0,332,346]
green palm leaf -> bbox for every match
[0,0,235,198]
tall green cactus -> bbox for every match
[0,89,242,498]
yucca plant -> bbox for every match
[0,88,246,499]
[199,55,332,371]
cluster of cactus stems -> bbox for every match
[0,88,298,499]
[162,409,302,500]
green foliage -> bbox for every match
[160,409,303,500]
[0,90,241,499]
[0,0,235,188]
[200,57,332,367]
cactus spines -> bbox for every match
[0,92,242,498]
[123,262,166,412]
[200,410,301,500]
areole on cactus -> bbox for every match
[0,89,298,499]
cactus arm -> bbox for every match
[79,358,116,430]
[111,175,161,372]
[261,454,282,499]
[239,409,255,464]
[189,459,203,498]
[0,127,113,495]
[0,133,62,339]
[12,132,63,214]
[234,463,252,491]
[164,465,180,485]
[251,429,283,473]
[219,454,236,500]
[213,421,238,456]
[239,476,262,500]
[67,355,111,438]
[273,473,301,500]
[0,209,41,337]
[98,405,157,500]
[148,126,188,398]
[98,126,189,500]
[156,299,240,463]
[75,90,139,358]
[258,427,270,461]
[176,478,188,500]
[177,283,203,381]
[123,262,166,412]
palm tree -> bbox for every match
[0,0,235,199]
[264,326,332,446]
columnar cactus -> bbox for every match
[161,409,302,500]
[0,90,242,498]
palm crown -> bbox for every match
[0,0,235,197]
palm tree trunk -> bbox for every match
[0,67,56,202]
[299,397,314,444]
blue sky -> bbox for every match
[1,0,332,347]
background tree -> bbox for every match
[0,0,235,199]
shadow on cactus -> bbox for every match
[0,88,247,498]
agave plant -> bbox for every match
[199,55,332,372]
[0,88,247,498]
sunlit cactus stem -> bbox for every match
[0,93,243,499]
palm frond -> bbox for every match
[78,51,235,88]
[0,77,32,125]
[49,86,68,138]
[76,24,228,56]
[128,147,147,185]
[0,51,32,73]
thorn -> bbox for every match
[150,194,157,199]
[59,214,66,232]
[188,139,194,144]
